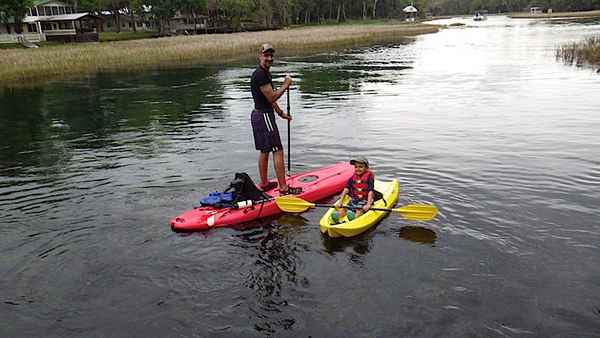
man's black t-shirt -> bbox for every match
[251,66,273,110]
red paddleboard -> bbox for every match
[170,162,354,231]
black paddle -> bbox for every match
[287,86,291,173]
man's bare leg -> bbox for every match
[258,152,270,186]
[273,149,288,190]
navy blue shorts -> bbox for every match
[348,198,368,209]
[251,109,283,153]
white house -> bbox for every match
[403,5,418,22]
[100,7,155,33]
[0,0,100,44]
[530,7,543,14]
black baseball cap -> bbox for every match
[350,157,369,168]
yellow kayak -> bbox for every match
[319,179,399,238]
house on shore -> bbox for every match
[529,6,544,15]
[98,9,213,35]
[403,5,418,22]
[169,12,210,34]
[0,0,101,44]
[100,8,155,33]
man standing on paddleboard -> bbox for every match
[250,43,302,195]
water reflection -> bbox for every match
[275,214,310,228]
[297,44,413,96]
[321,230,374,261]
[0,87,47,173]
[398,226,437,245]
[236,224,304,334]
[0,66,234,225]
[0,67,226,176]
[229,214,309,234]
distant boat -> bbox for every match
[473,11,487,21]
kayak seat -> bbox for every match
[374,190,386,206]
[329,190,384,225]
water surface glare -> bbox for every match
[1,17,600,337]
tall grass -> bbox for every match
[0,23,438,85]
[99,31,158,42]
[556,36,600,67]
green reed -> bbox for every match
[556,36,600,67]
[0,23,439,86]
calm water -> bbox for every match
[2,17,600,337]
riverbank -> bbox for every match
[510,9,600,19]
[556,36,600,68]
[0,23,438,86]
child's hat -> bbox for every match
[350,157,369,168]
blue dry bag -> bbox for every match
[199,191,234,206]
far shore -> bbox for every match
[510,9,600,19]
[0,23,439,86]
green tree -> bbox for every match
[101,0,130,32]
[78,0,102,14]
[180,0,207,31]
[1,3,10,33]
[212,0,252,29]
[415,0,428,17]
[146,0,181,34]
[1,0,33,33]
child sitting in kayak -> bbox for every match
[330,157,375,224]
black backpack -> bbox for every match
[228,172,270,203]
[199,172,270,209]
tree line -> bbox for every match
[2,0,600,35]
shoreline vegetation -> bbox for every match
[510,10,600,19]
[556,36,600,68]
[0,23,438,86]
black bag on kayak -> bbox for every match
[228,172,270,203]
[199,172,269,208]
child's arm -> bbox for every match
[336,177,354,208]
[335,187,349,209]
[364,190,374,211]
[363,174,375,211]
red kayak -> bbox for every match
[170,162,354,231]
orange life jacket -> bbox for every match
[349,170,373,200]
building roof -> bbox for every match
[32,0,69,6]
[403,5,418,13]
[24,13,100,23]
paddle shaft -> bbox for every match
[313,203,395,212]
[275,195,438,220]
[287,87,291,173]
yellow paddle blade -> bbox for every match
[393,204,438,221]
[275,196,315,213]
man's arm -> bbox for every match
[272,102,291,120]
[259,75,292,104]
